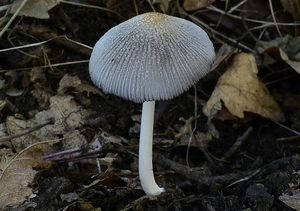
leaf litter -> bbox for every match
[0,0,300,210]
[203,53,285,122]
[0,142,53,209]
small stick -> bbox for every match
[0,60,89,73]
[180,9,256,53]
[60,0,122,18]
[273,121,300,136]
[276,136,300,142]
[207,5,300,26]
[225,168,261,188]
[268,0,282,37]
[0,0,29,37]
[147,0,156,12]
[0,119,53,143]
[222,127,253,160]
[153,153,256,185]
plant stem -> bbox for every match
[139,101,164,196]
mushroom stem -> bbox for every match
[139,101,164,196]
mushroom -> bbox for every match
[89,12,215,196]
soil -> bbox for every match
[0,0,300,211]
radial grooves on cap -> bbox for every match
[89,12,215,103]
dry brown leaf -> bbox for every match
[175,117,218,150]
[0,148,15,174]
[58,74,103,97]
[279,48,300,73]
[211,44,236,71]
[50,95,88,131]
[0,142,52,209]
[5,116,44,151]
[281,0,300,20]
[183,0,215,11]
[10,0,62,19]
[279,191,300,210]
[203,53,285,122]
[257,35,300,74]
[62,130,87,149]
[6,95,90,151]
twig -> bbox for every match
[147,0,156,12]
[185,85,198,168]
[22,25,93,56]
[191,15,255,53]
[60,0,122,18]
[0,60,89,73]
[0,0,28,37]
[153,153,255,185]
[0,120,53,143]
[276,135,300,142]
[227,0,248,14]
[180,9,256,53]
[225,168,261,188]
[222,127,253,160]
[0,33,92,56]
[268,0,282,37]
[0,36,62,53]
[273,121,300,136]
[207,5,300,26]
[133,0,139,15]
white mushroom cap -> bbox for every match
[89,12,215,103]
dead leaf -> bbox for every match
[279,191,300,210]
[58,74,103,97]
[175,117,219,149]
[257,35,300,73]
[4,87,24,97]
[281,0,300,20]
[5,116,43,151]
[10,0,62,19]
[98,168,127,187]
[183,0,215,11]
[211,44,236,72]
[6,95,90,151]
[62,130,87,149]
[203,53,285,122]
[31,86,51,109]
[98,153,118,167]
[0,100,6,112]
[0,148,15,174]
[0,142,53,209]
[58,74,82,94]
[50,95,89,131]
[279,48,300,73]
[60,192,78,203]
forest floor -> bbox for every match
[0,0,300,210]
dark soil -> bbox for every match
[0,0,300,211]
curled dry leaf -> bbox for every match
[279,48,300,74]
[10,0,62,19]
[257,35,300,74]
[0,142,52,209]
[183,0,215,11]
[279,191,300,210]
[203,53,285,122]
